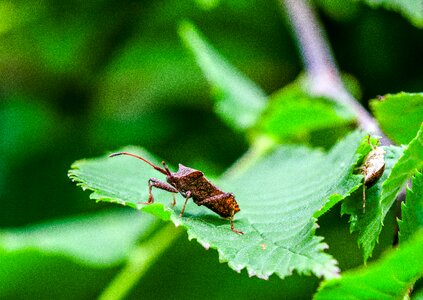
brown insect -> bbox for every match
[359,136,386,212]
[109,152,243,234]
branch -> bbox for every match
[98,224,182,300]
[282,0,391,145]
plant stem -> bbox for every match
[98,224,182,300]
[281,0,391,145]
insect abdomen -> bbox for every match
[202,194,240,218]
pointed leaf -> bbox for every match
[69,132,367,279]
[371,92,423,145]
[314,230,423,300]
[178,21,267,131]
[399,172,423,243]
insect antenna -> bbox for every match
[109,152,169,175]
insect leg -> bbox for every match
[230,209,244,235]
[140,178,178,205]
[367,134,376,151]
[179,191,192,217]
[197,193,243,235]
[170,194,176,207]
[362,183,366,213]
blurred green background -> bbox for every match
[1,0,422,299]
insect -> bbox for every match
[109,152,244,234]
[359,136,386,212]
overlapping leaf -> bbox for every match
[371,92,423,144]
[343,124,423,261]
[399,172,423,243]
[314,230,423,300]
[69,131,367,279]
[178,21,267,131]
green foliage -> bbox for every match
[194,0,221,10]
[69,132,368,280]
[0,97,56,161]
[399,172,423,243]
[0,209,159,299]
[371,92,423,145]
[2,0,423,298]
[178,22,356,142]
[342,145,403,261]
[343,124,423,261]
[381,124,423,217]
[413,287,423,300]
[0,97,58,198]
[314,230,423,300]
[359,0,423,28]
[0,253,118,299]
[256,79,354,142]
[314,0,360,21]
[178,21,267,131]
[0,209,158,267]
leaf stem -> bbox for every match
[281,0,391,145]
[98,223,182,300]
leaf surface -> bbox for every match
[399,172,423,243]
[343,124,423,261]
[69,132,367,279]
[371,92,423,144]
[380,124,423,218]
[360,0,423,28]
[0,209,159,266]
[256,79,354,141]
[178,21,267,131]
[314,230,423,300]
[342,145,403,261]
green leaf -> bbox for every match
[69,131,367,279]
[413,287,423,300]
[314,230,423,300]
[359,0,423,28]
[256,79,354,142]
[342,145,403,261]
[371,92,423,145]
[178,21,267,131]
[0,209,159,267]
[343,124,423,261]
[381,124,423,216]
[399,172,423,243]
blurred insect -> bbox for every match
[359,136,386,212]
[109,152,243,234]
